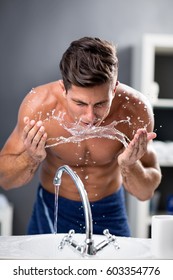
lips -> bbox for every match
[81,122,92,127]
[80,121,101,127]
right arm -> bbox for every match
[0,99,47,190]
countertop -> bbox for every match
[0,233,154,259]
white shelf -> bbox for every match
[153,99,173,108]
[132,33,173,104]
[152,141,173,167]
[159,163,173,167]
[129,33,173,238]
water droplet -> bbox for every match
[51,109,55,115]
[30,88,36,94]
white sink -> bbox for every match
[0,233,152,259]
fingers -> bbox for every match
[136,128,156,140]
[130,129,147,148]
[30,125,47,150]
[147,132,157,141]
[132,128,156,146]
[23,118,44,142]
[127,129,148,160]
[22,117,47,160]
[23,118,37,143]
[118,129,155,167]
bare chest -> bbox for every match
[47,137,122,167]
[45,118,126,166]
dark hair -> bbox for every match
[59,37,118,91]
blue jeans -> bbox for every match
[27,184,131,237]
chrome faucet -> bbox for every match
[53,165,119,256]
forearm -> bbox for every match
[0,151,40,189]
[0,117,47,189]
[119,160,161,201]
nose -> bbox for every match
[85,106,97,124]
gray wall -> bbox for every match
[0,0,173,235]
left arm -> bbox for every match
[118,128,162,201]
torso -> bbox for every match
[21,80,153,201]
[41,136,123,201]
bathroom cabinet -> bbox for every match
[128,34,173,237]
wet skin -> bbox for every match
[0,80,161,201]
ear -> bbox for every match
[59,80,65,90]
[112,80,119,97]
[59,80,66,96]
[114,81,119,93]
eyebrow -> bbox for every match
[72,98,108,106]
[72,99,88,105]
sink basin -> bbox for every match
[0,233,152,259]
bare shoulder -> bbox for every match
[0,81,63,155]
[18,80,63,123]
[117,82,153,113]
[117,83,151,105]
[115,82,154,135]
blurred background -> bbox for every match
[0,0,173,236]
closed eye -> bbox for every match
[72,98,108,107]
[75,102,87,106]
[94,101,108,108]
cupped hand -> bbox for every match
[22,117,47,162]
[118,128,156,167]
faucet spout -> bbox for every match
[53,165,94,253]
[54,165,119,256]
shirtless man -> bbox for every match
[0,37,161,236]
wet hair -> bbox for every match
[59,37,118,91]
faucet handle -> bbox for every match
[58,229,75,250]
[103,229,120,249]
[67,229,75,238]
[103,229,112,239]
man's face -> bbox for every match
[65,82,116,127]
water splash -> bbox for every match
[45,112,131,148]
